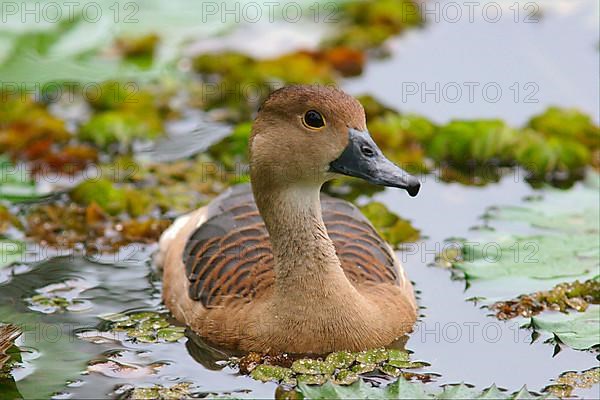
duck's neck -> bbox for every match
[252,183,357,300]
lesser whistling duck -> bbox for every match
[157,85,421,354]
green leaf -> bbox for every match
[298,376,546,399]
[0,239,24,269]
[0,157,48,202]
[359,203,420,248]
[528,305,600,350]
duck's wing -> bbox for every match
[183,185,274,308]
[0,324,21,368]
[321,197,400,285]
[183,184,400,308]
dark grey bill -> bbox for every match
[329,128,421,197]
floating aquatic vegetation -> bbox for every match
[71,178,129,216]
[356,96,599,186]
[438,176,599,351]
[113,34,161,68]
[544,367,600,398]
[323,0,423,51]
[428,120,518,167]
[79,110,163,150]
[232,348,431,387]
[208,122,251,170]
[360,202,420,248]
[0,97,98,176]
[491,278,600,320]
[526,305,599,351]
[0,205,19,233]
[297,376,545,399]
[25,201,171,254]
[527,107,600,151]
[367,112,433,173]
[515,129,591,182]
[193,51,337,121]
[0,157,50,202]
[100,311,186,344]
[451,180,599,284]
[123,382,193,400]
[0,239,24,269]
[323,177,385,202]
[26,278,93,314]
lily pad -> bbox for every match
[0,239,24,269]
[449,179,599,287]
[528,305,600,350]
[297,376,544,399]
[0,157,48,202]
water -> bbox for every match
[345,0,600,125]
[1,175,597,398]
[2,0,599,397]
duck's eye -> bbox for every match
[302,110,326,130]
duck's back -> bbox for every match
[181,184,405,308]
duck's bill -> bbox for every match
[329,128,421,197]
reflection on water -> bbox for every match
[1,176,597,398]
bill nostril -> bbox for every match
[361,146,375,157]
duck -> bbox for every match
[157,85,421,354]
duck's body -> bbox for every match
[159,86,420,354]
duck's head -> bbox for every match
[250,85,421,197]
